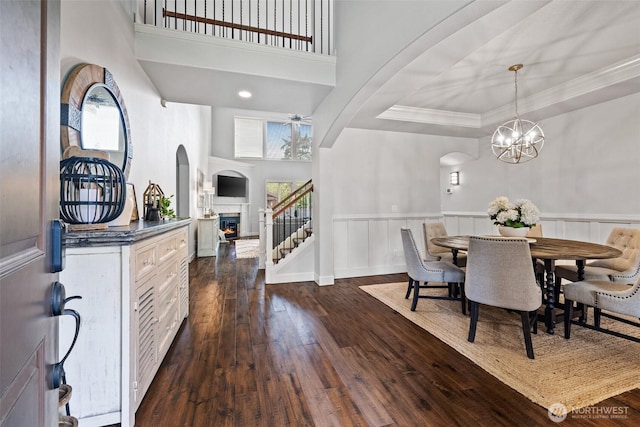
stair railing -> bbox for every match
[261,180,313,265]
[272,179,312,213]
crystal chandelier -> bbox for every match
[491,64,544,164]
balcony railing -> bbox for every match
[138,0,334,55]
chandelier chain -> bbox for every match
[514,68,519,117]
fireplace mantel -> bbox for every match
[213,202,250,237]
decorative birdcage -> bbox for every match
[59,157,126,230]
[142,181,164,221]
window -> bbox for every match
[234,117,263,158]
[266,122,312,160]
[266,181,305,208]
[234,117,312,161]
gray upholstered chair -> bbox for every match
[564,276,640,343]
[465,236,542,359]
[423,222,467,267]
[400,228,466,313]
[555,228,640,288]
[528,224,546,286]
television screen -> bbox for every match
[217,175,247,197]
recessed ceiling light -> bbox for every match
[238,90,252,98]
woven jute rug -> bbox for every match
[360,282,640,411]
[235,239,260,259]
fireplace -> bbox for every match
[219,213,240,239]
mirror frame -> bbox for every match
[61,63,132,179]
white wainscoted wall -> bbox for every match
[333,212,640,280]
[329,129,477,280]
[333,213,442,279]
[443,213,640,242]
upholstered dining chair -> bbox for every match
[526,224,543,238]
[465,236,542,359]
[400,228,466,313]
[527,224,548,290]
[564,276,640,343]
[554,228,640,288]
[423,222,467,267]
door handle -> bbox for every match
[51,281,81,316]
[50,282,82,389]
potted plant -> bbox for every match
[160,195,176,219]
[487,196,539,237]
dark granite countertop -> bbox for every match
[63,218,191,248]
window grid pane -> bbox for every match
[294,124,313,160]
[266,122,291,160]
[266,182,293,208]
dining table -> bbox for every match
[430,235,623,335]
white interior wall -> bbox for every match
[61,1,211,259]
[331,128,477,215]
[329,128,476,279]
[441,93,640,218]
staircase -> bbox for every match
[260,180,314,284]
[270,179,313,263]
[272,219,313,261]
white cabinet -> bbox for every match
[197,216,220,257]
[59,220,189,427]
[132,226,188,406]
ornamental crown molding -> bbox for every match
[377,55,640,131]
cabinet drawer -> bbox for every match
[157,235,178,265]
[135,245,156,282]
[158,285,178,323]
[157,293,179,355]
[157,260,179,302]
[176,229,188,252]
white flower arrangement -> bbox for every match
[488,196,540,228]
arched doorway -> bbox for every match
[176,145,190,218]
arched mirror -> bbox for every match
[61,63,132,178]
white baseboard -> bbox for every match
[335,264,406,280]
[315,274,335,286]
[76,412,121,427]
[266,271,315,284]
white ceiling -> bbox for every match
[349,0,640,138]
[139,1,640,138]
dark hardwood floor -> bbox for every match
[133,240,640,426]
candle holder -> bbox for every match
[142,181,164,221]
[59,157,126,230]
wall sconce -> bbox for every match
[449,171,460,186]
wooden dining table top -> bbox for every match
[430,235,622,261]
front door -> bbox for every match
[1,1,61,426]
